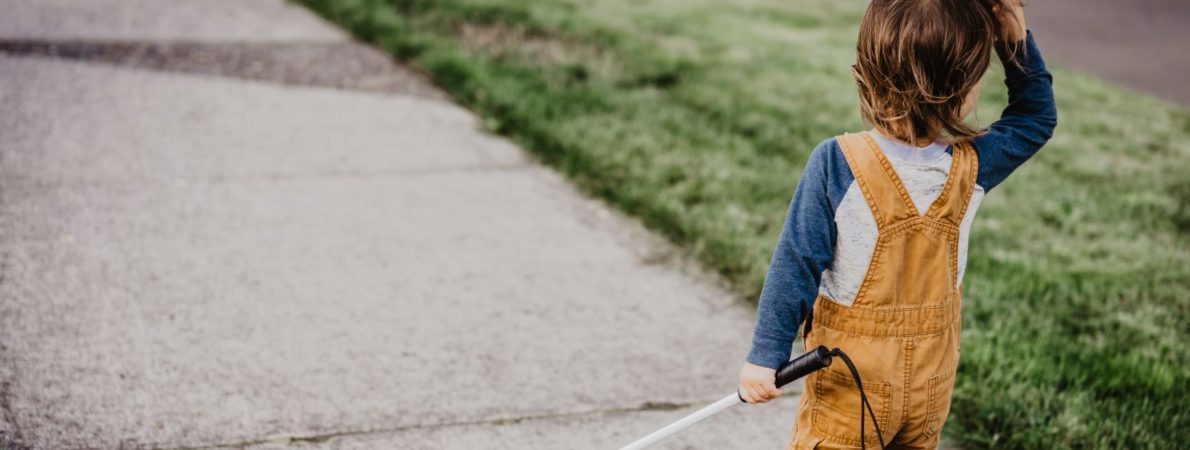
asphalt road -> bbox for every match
[1028,0,1190,106]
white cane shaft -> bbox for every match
[619,393,742,450]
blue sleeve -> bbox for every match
[971,30,1058,191]
[745,141,843,369]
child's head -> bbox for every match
[854,0,1016,144]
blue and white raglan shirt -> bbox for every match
[746,32,1058,369]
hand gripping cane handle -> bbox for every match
[737,345,833,402]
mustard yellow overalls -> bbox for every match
[790,132,977,449]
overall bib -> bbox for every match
[789,132,977,449]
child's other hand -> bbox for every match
[738,362,782,404]
[993,0,1027,42]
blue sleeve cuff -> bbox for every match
[746,331,794,369]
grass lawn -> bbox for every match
[297,0,1188,447]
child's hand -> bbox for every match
[738,362,782,404]
[993,0,1027,42]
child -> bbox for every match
[738,0,1056,448]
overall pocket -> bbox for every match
[923,369,957,437]
[810,368,893,447]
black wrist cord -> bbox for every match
[830,348,886,450]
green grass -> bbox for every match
[296,0,1189,447]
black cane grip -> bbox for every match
[774,345,833,389]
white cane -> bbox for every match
[619,346,834,449]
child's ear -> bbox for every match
[992,6,1002,42]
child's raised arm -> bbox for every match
[972,3,1058,191]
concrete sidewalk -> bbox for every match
[0,1,797,449]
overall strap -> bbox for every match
[924,140,980,225]
[836,132,919,229]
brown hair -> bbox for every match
[854,0,1018,145]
